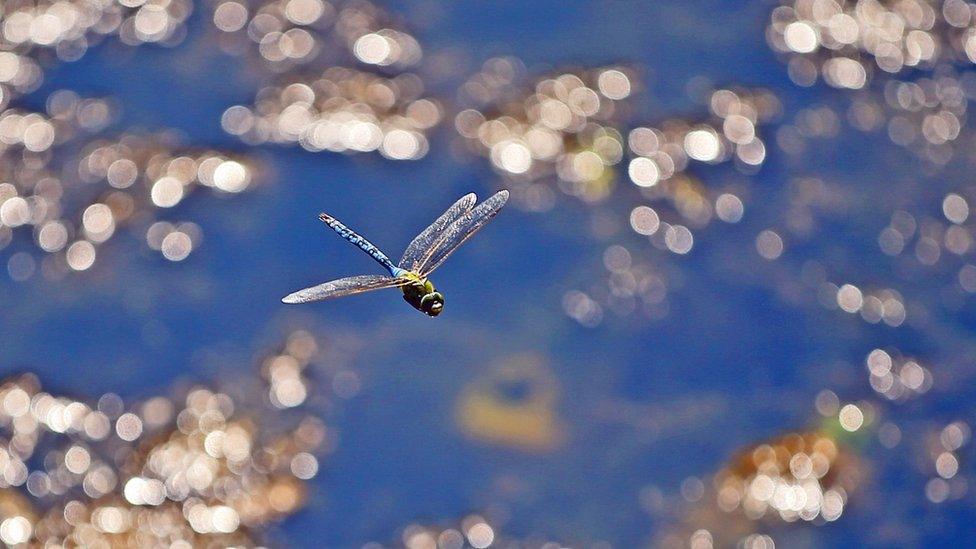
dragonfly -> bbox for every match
[282,190,509,316]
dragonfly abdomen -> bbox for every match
[319,213,397,274]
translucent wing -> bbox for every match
[282,274,408,304]
[417,190,509,277]
[398,193,477,272]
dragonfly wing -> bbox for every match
[282,274,407,304]
[398,193,477,272]
[417,190,509,277]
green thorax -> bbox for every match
[399,271,444,317]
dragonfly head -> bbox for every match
[420,291,444,316]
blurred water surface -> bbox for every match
[2,0,976,547]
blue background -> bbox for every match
[3,0,975,546]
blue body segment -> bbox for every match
[319,213,401,276]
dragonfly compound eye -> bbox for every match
[421,292,444,316]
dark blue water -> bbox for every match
[3,1,975,546]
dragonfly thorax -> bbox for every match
[399,271,443,317]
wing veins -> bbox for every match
[282,274,408,304]
[416,190,509,276]
[398,193,476,271]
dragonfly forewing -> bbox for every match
[398,193,477,272]
[282,274,408,304]
[417,190,509,277]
